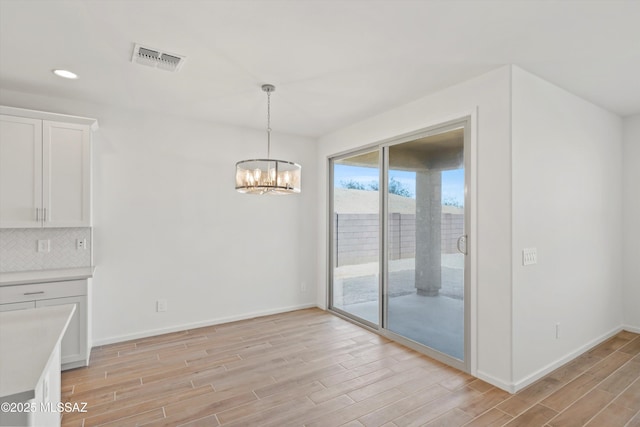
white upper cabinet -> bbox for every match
[0,115,42,228]
[43,121,92,227]
[0,107,97,228]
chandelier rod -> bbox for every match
[264,84,274,159]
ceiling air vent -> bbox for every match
[131,43,186,72]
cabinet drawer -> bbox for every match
[0,301,36,312]
[0,280,86,304]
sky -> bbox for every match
[334,164,464,206]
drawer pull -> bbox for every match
[23,291,45,296]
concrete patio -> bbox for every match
[333,254,464,360]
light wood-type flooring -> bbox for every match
[61,308,640,427]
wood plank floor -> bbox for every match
[61,308,640,427]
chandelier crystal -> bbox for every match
[235,84,301,195]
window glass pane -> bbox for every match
[386,128,465,360]
[331,151,380,325]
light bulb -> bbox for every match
[269,168,276,181]
[253,168,262,182]
[53,69,78,79]
[284,171,291,184]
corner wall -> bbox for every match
[511,67,624,387]
[0,89,318,345]
[317,66,514,389]
[623,115,640,331]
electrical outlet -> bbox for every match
[301,281,307,292]
[523,247,537,266]
[555,323,561,339]
[37,239,50,253]
[76,238,87,250]
[156,299,167,312]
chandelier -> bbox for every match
[235,84,301,195]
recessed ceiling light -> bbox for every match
[52,69,78,79]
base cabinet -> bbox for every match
[0,301,35,312]
[0,280,90,370]
[0,306,74,427]
[0,338,63,427]
[30,345,62,427]
[36,296,86,369]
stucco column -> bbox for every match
[414,170,442,296]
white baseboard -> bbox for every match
[511,325,622,392]
[476,371,515,393]
[92,303,318,347]
[622,324,640,334]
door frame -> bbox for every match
[328,145,383,330]
[379,118,471,373]
[327,114,477,375]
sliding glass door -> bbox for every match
[329,120,469,370]
[385,128,466,362]
[330,150,380,326]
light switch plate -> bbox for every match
[523,247,537,265]
[37,239,50,253]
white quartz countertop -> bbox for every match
[0,305,75,401]
[0,267,95,286]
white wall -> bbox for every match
[623,115,640,331]
[317,66,514,389]
[511,67,623,387]
[4,66,632,391]
[0,89,318,345]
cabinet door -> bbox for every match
[0,301,36,312]
[43,121,91,227]
[30,345,62,427]
[36,296,87,367]
[0,115,42,228]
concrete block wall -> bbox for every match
[334,212,463,266]
[441,213,464,253]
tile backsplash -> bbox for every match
[0,228,92,272]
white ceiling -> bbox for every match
[1,0,639,137]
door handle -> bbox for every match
[457,235,468,255]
